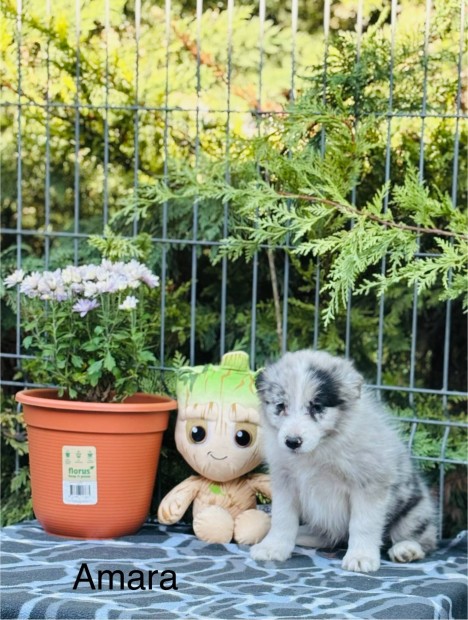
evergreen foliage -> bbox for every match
[130,13,467,324]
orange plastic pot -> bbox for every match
[16,388,177,539]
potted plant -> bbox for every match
[4,253,177,539]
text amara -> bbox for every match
[73,562,178,591]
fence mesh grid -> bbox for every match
[1,0,467,537]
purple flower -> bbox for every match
[72,298,100,317]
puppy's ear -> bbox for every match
[254,369,266,392]
[338,360,363,402]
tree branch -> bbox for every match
[266,248,283,350]
[277,191,468,241]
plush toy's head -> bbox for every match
[175,351,263,483]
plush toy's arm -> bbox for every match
[248,473,271,500]
[157,475,201,524]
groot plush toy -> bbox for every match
[157,351,271,545]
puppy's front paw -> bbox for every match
[250,539,293,562]
[342,551,380,573]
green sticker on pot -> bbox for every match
[62,446,98,505]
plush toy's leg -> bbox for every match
[193,506,235,544]
[234,509,270,545]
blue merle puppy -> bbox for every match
[250,349,437,573]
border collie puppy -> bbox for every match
[251,350,437,573]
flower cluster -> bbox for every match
[4,260,159,316]
[3,259,161,402]
[5,259,159,298]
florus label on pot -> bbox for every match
[62,446,98,505]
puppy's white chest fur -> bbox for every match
[286,459,351,543]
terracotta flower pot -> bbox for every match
[15,388,177,539]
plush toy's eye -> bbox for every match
[235,429,252,447]
[234,422,257,448]
[191,426,206,443]
[186,420,208,444]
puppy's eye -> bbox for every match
[275,403,285,415]
[308,402,324,417]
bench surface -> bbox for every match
[1,521,466,619]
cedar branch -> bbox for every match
[276,191,468,241]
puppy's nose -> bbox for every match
[285,436,303,451]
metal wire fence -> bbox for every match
[1,0,467,537]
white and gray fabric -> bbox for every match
[1,521,467,619]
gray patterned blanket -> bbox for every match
[1,521,466,619]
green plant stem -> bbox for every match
[49,302,67,388]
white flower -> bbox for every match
[119,295,139,311]
[4,269,25,288]
[19,272,42,297]
[95,279,112,294]
[117,277,129,292]
[125,261,159,289]
[36,277,53,299]
[61,266,82,285]
[100,259,116,272]
[72,298,100,317]
[124,260,142,277]
[128,278,142,289]
[141,271,159,288]
[34,270,63,298]
[37,280,50,296]
[52,286,70,302]
[82,265,99,281]
[70,282,84,294]
[83,282,98,298]
[95,266,110,281]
